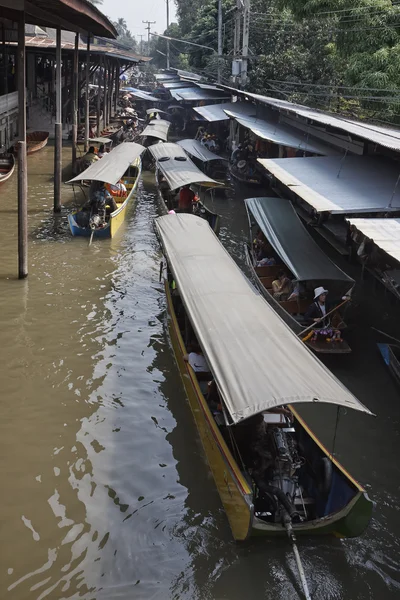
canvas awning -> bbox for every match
[148,143,221,190]
[140,119,171,142]
[258,156,400,214]
[67,142,145,185]
[177,139,226,163]
[226,112,337,156]
[193,102,256,122]
[246,197,354,285]
[155,214,371,423]
[347,218,400,263]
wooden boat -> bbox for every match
[148,142,222,234]
[0,154,15,184]
[229,160,262,186]
[25,131,49,155]
[245,197,354,354]
[177,138,228,181]
[377,342,400,386]
[67,142,145,239]
[156,213,373,545]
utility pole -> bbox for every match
[166,0,170,69]
[217,0,222,83]
[138,35,144,55]
[142,20,156,56]
[241,0,250,87]
[232,0,241,88]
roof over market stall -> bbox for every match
[67,142,145,185]
[347,218,400,263]
[193,102,257,122]
[246,197,354,284]
[226,112,338,156]
[148,143,221,190]
[155,214,371,423]
[170,88,230,102]
[258,156,400,214]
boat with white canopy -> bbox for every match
[156,213,372,546]
[140,119,171,144]
[148,142,222,233]
[67,142,145,239]
[245,197,355,354]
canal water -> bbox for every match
[1,145,400,600]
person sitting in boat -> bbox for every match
[195,126,205,141]
[272,270,292,300]
[105,179,127,197]
[184,343,212,395]
[230,144,243,165]
[304,286,343,342]
[83,146,99,165]
[178,185,195,213]
[97,144,106,158]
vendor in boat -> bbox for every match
[178,185,195,213]
[305,287,345,342]
[97,144,106,158]
[230,144,243,165]
[195,125,206,141]
[105,179,127,197]
[184,343,212,394]
[83,146,99,165]
[272,270,292,300]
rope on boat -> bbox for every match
[283,511,312,600]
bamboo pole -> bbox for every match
[17,12,28,279]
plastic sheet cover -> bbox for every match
[177,139,226,163]
[68,142,145,185]
[259,156,400,214]
[148,143,221,190]
[156,214,372,423]
[246,197,354,285]
[140,119,171,142]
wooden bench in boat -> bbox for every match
[280,298,310,315]
[255,264,285,278]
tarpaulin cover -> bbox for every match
[177,139,226,163]
[193,102,256,122]
[140,119,171,142]
[156,214,371,423]
[226,112,337,156]
[258,156,400,214]
[148,143,221,190]
[246,197,354,284]
[68,142,145,185]
[347,218,400,263]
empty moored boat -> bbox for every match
[0,154,15,184]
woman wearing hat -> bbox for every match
[305,286,330,328]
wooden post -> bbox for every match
[113,62,118,114]
[103,59,108,127]
[84,33,90,151]
[72,33,78,169]
[17,12,28,279]
[108,62,113,120]
[54,27,62,213]
[96,56,101,135]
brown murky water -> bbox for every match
[1,145,400,600]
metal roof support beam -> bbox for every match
[17,9,28,279]
[54,26,62,213]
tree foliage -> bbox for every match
[110,18,137,51]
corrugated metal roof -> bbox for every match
[230,90,400,152]
[171,88,230,102]
[162,81,195,89]
[226,112,338,156]
[193,102,256,122]
[122,88,160,101]
[347,218,400,263]
[258,155,400,214]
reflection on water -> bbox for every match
[0,147,400,599]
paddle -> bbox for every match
[298,297,351,340]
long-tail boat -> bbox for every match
[148,142,222,234]
[156,213,373,545]
[67,142,145,239]
[245,197,354,354]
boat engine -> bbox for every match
[254,426,306,523]
[89,196,107,230]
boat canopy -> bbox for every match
[146,108,170,115]
[258,156,400,214]
[156,214,372,423]
[246,198,354,285]
[177,139,227,163]
[347,218,400,263]
[149,143,221,190]
[88,137,112,144]
[68,142,145,185]
[140,119,171,142]
[193,102,256,122]
[226,112,338,156]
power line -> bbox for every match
[264,79,400,93]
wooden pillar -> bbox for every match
[108,61,112,121]
[72,33,78,169]
[17,12,28,279]
[54,27,62,213]
[84,33,90,151]
[113,62,118,114]
[96,56,101,135]
[103,60,108,127]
